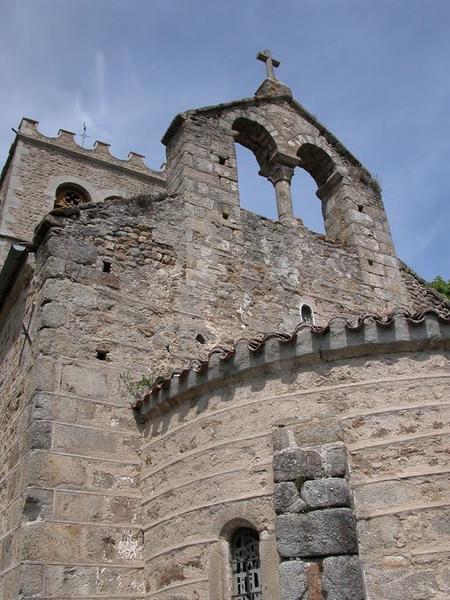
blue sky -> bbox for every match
[1,0,449,280]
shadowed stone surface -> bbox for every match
[274,482,302,514]
[276,509,358,557]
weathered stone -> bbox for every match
[23,489,53,522]
[274,482,300,514]
[279,560,308,600]
[39,301,67,328]
[46,237,98,265]
[29,420,52,449]
[322,555,364,599]
[273,426,297,452]
[289,498,309,513]
[19,563,46,596]
[273,449,323,482]
[323,444,347,477]
[276,509,358,557]
[301,478,350,508]
[378,569,440,600]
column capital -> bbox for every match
[267,163,295,185]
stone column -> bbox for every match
[268,163,295,220]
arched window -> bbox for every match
[231,528,262,599]
[295,143,340,235]
[297,144,336,188]
[291,168,325,233]
[54,184,90,209]
[232,118,278,219]
[300,303,314,324]
[234,144,275,219]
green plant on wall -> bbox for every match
[121,372,157,400]
[430,276,450,300]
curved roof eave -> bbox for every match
[134,309,450,418]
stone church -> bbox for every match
[0,51,449,599]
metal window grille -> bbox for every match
[231,528,262,600]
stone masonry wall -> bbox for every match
[0,118,166,269]
[25,189,442,395]
[27,194,421,388]
[138,316,450,599]
[273,429,364,599]
[163,92,410,310]
[0,230,148,598]
[0,261,37,598]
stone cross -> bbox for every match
[257,49,280,80]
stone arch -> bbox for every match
[290,143,338,232]
[232,117,278,178]
[54,182,91,209]
[232,116,299,220]
[292,141,347,237]
[46,175,99,210]
[297,143,337,188]
[218,516,260,540]
[210,515,280,600]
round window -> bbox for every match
[54,186,89,209]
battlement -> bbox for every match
[0,117,167,268]
[18,117,164,180]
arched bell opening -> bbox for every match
[234,143,276,219]
[232,118,277,176]
[232,118,280,220]
[295,143,341,236]
[291,168,325,233]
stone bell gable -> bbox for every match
[162,74,409,310]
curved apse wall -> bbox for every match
[137,312,450,600]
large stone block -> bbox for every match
[279,560,308,600]
[53,422,140,461]
[322,444,347,477]
[54,490,141,524]
[301,478,350,509]
[38,301,67,328]
[274,482,300,514]
[28,420,53,450]
[18,563,46,597]
[322,555,364,599]
[24,451,87,488]
[273,448,323,482]
[22,488,54,522]
[45,565,145,596]
[276,509,357,557]
[46,236,97,265]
